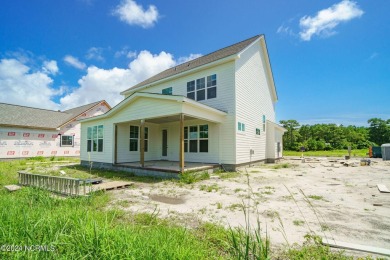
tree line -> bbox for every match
[280,118,390,151]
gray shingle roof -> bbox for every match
[0,101,105,130]
[121,35,262,94]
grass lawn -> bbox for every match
[0,157,366,259]
[283,149,369,157]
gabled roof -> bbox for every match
[0,101,109,130]
[81,92,227,124]
[121,35,262,95]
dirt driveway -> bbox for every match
[110,157,390,256]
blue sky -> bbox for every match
[0,0,389,126]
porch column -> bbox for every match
[114,124,118,164]
[140,119,145,167]
[179,114,185,172]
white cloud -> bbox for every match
[177,53,202,64]
[42,60,59,75]
[113,0,159,28]
[299,0,363,41]
[86,47,104,61]
[59,50,176,109]
[114,47,137,59]
[0,58,60,109]
[64,55,86,70]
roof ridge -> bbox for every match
[174,34,261,68]
[62,100,101,113]
[120,34,262,94]
[0,102,64,113]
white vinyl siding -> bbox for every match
[235,40,276,164]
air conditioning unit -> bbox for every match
[382,144,390,161]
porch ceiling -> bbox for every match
[146,114,198,124]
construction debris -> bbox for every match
[4,185,22,192]
[377,184,390,193]
[322,239,390,257]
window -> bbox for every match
[207,74,217,99]
[130,126,139,151]
[196,78,205,101]
[129,126,148,152]
[162,87,172,95]
[263,115,266,132]
[87,125,103,152]
[238,122,245,132]
[199,125,208,152]
[187,74,216,101]
[189,126,198,152]
[256,128,261,135]
[61,135,74,146]
[187,80,195,100]
[184,125,208,153]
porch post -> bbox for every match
[140,119,145,167]
[179,114,185,172]
[114,124,118,164]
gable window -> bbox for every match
[256,128,261,135]
[187,74,217,101]
[162,87,172,95]
[130,126,148,152]
[184,125,208,153]
[207,74,217,99]
[61,135,74,146]
[238,122,245,132]
[87,125,103,152]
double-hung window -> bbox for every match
[184,125,208,153]
[87,125,103,152]
[130,125,148,152]
[61,135,74,146]
[206,74,217,99]
[187,74,217,101]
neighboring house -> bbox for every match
[0,101,111,159]
[80,35,286,173]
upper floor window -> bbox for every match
[162,87,172,95]
[187,74,217,101]
[263,115,266,132]
[256,128,261,135]
[87,125,103,152]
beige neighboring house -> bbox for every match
[80,35,286,175]
[0,101,111,159]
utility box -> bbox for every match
[382,144,390,161]
[369,146,382,158]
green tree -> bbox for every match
[280,120,300,150]
[368,118,390,145]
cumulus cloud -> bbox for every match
[59,50,176,109]
[0,58,60,109]
[113,0,159,28]
[64,55,86,70]
[299,0,363,41]
[42,60,59,75]
[85,47,105,61]
[177,53,202,64]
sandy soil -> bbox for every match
[109,157,390,258]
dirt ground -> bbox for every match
[110,157,390,258]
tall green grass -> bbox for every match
[0,188,231,259]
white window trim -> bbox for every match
[61,135,74,147]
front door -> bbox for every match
[162,129,168,158]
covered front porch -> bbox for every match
[112,93,227,173]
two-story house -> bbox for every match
[80,35,286,175]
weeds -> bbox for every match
[200,184,219,192]
[179,171,210,184]
[308,195,324,201]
